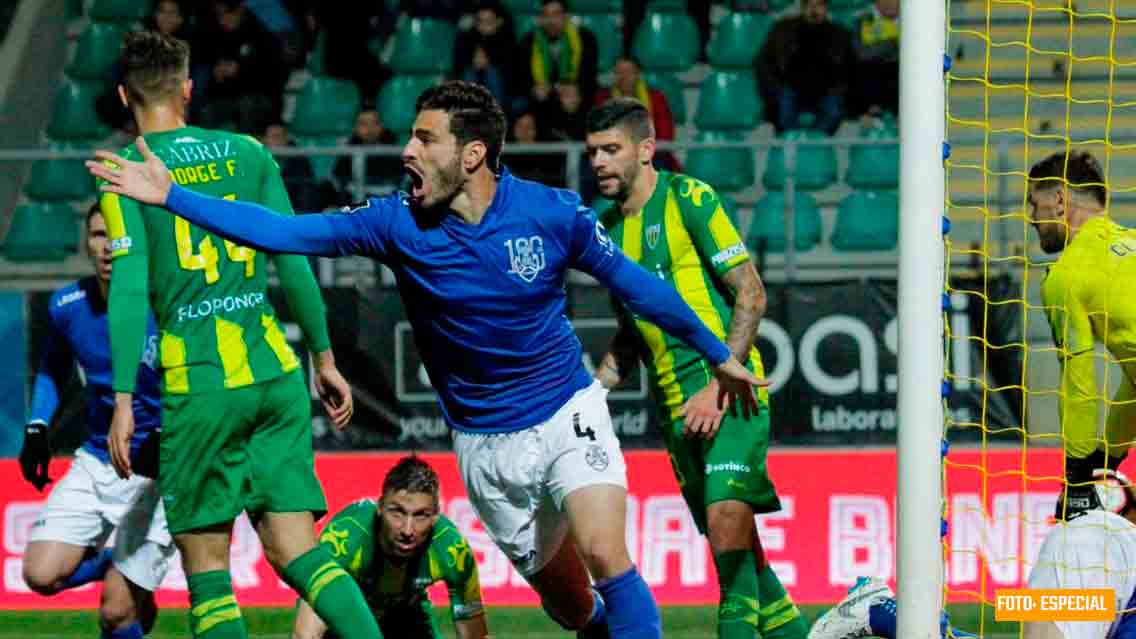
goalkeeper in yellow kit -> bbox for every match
[1030,150,1136,519]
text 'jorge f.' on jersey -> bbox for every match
[1041,216,1136,460]
[597,171,767,419]
[98,126,331,397]
[29,276,161,462]
[159,167,733,433]
[317,500,483,637]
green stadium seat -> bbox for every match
[89,0,147,24]
[67,22,126,81]
[514,13,540,39]
[831,8,863,31]
[290,76,360,137]
[65,0,84,20]
[642,72,686,124]
[746,191,823,253]
[46,79,109,141]
[293,135,342,181]
[575,14,622,73]
[694,71,760,130]
[719,194,742,227]
[707,12,772,69]
[306,31,327,75]
[685,130,755,193]
[646,0,686,11]
[846,125,899,189]
[2,202,78,262]
[570,0,622,13]
[830,0,871,9]
[763,129,838,191]
[390,18,455,75]
[378,75,439,140]
[23,144,95,201]
[762,0,795,11]
[631,11,700,72]
[831,190,899,251]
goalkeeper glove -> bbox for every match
[19,422,51,491]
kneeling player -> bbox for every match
[292,457,488,639]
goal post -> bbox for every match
[896,0,947,636]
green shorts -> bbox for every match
[159,370,326,535]
[662,402,781,534]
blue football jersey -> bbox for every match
[29,277,162,461]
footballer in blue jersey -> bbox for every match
[90,80,768,639]
[20,204,173,639]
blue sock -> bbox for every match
[587,588,607,628]
[868,598,897,639]
[62,549,113,590]
[101,621,144,638]
[593,567,661,639]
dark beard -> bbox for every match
[409,155,464,228]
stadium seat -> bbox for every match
[46,79,109,141]
[831,9,863,30]
[290,76,360,137]
[514,13,540,39]
[685,130,755,193]
[570,0,621,13]
[378,76,439,141]
[89,0,147,24]
[66,22,126,81]
[389,18,455,75]
[707,12,772,69]
[694,71,761,130]
[23,144,95,202]
[575,14,621,73]
[830,0,871,9]
[746,191,823,253]
[846,125,899,189]
[763,0,796,10]
[631,11,700,72]
[646,0,686,11]
[719,194,742,227]
[831,190,899,251]
[643,71,686,124]
[2,202,78,262]
[763,129,838,191]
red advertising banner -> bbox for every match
[0,447,1065,610]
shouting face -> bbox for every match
[402,109,466,210]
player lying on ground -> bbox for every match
[95,31,381,639]
[586,98,807,639]
[20,203,173,639]
[1028,150,1136,520]
[292,456,488,639]
[810,470,1136,639]
[88,79,767,639]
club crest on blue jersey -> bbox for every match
[504,236,546,282]
[646,223,661,250]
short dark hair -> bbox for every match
[1028,150,1107,207]
[382,456,440,500]
[416,81,507,171]
[586,97,654,142]
[86,203,102,225]
[120,30,190,108]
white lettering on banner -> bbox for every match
[4,503,44,593]
[812,406,898,432]
[800,316,878,396]
[758,321,795,392]
[399,416,449,441]
[641,496,708,587]
[829,496,892,585]
[756,497,796,586]
[950,292,972,391]
[950,493,1021,585]
[883,319,899,393]
[447,498,515,588]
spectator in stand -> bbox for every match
[193,0,289,133]
[594,56,679,170]
[453,2,515,109]
[756,0,855,135]
[543,82,587,142]
[507,111,566,187]
[313,3,395,103]
[323,107,402,206]
[97,0,193,136]
[515,0,599,117]
[851,0,900,118]
[261,122,320,212]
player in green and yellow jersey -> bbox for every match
[293,457,488,639]
[585,98,806,639]
[1030,150,1136,520]
[96,31,382,639]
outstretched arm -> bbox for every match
[87,138,392,258]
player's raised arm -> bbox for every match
[569,206,768,415]
[86,137,393,258]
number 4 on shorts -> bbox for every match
[572,413,595,441]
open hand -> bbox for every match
[87,137,173,206]
[711,356,770,420]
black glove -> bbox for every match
[1055,482,1102,521]
[19,423,51,491]
[1055,450,1120,521]
[131,429,160,479]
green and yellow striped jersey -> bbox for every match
[598,171,767,419]
[102,127,311,395]
[318,500,484,630]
